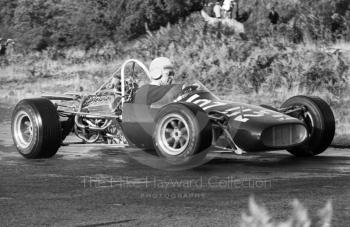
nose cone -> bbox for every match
[226,106,308,152]
[261,124,308,148]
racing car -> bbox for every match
[11,59,335,166]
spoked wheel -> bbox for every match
[153,103,212,165]
[281,96,335,157]
[157,113,190,156]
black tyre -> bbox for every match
[11,98,62,158]
[281,96,335,156]
[153,103,212,165]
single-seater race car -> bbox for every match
[11,59,335,166]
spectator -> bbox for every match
[213,1,222,19]
[222,0,233,18]
[230,1,238,19]
[204,2,215,17]
[268,7,279,25]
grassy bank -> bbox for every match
[0,13,349,144]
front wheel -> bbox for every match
[153,103,212,165]
[281,96,335,157]
[11,98,62,158]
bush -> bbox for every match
[0,0,204,51]
[133,14,350,97]
[2,0,349,52]
[241,197,333,227]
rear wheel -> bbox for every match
[281,96,335,156]
[11,98,62,158]
[153,103,212,165]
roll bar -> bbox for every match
[94,59,151,105]
[120,59,151,104]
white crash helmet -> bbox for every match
[149,57,174,85]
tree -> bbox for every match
[0,0,19,38]
[3,0,205,50]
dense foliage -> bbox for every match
[0,0,203,50]
[132,14,350,100]
[240,0,350,43]
[1,0,349,51]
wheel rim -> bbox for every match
[157,114,190,156]
[14,111,34,150]
[301,111,315,136]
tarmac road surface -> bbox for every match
[1,105,350,226]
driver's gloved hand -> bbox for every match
[181,83,200,93]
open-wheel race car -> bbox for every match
[11,59,335,166]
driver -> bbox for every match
[149,57,175,86]
[134,57,183,106]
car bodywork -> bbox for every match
[12,59,335,166]
[122,89,308,153]
[44,59,309,154]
